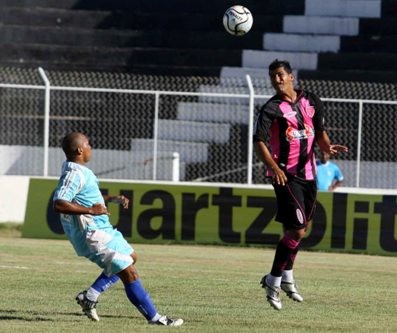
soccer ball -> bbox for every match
[223,5,253,36]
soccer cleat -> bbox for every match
[149,315,184,327]
[281,280,304,302]
[260,275,282,310]
[75,291,100,321]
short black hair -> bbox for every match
[268,59,293,74]
[61,132,86,157]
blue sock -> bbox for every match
[91,273,120,293]
[124,279,158,321]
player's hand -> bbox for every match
[329,145,348,155]
[113,195,130,209]
[272,167,288,186]
[90,203,109,215]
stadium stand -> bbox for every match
[0,0,299,75]
[0,0,396,186]
[0,0,396,81]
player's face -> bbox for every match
[269,67,294,95]
[320,152,330,164]
[80,136,92,163]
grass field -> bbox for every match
[1,233,397,333]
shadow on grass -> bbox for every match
[0,308,135,322]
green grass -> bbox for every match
[0,222,22,238]
[0,236,396,333]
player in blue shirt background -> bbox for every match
[53,132,183,327]
[316,151,344,191]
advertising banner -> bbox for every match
[23,178,397,256]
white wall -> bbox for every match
[0,176,30,223]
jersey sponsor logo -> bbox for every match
[283,111,297,118]
[285,124,314,142]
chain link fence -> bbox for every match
[0,67,396,189]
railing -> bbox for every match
[0,68,396,189]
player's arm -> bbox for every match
[329,179,343,191]
[330,165,344,191]
[54,199,108,215]
[311,93,348,155]
[254,141,288,186]
[315,131,348,155]
[103,195,130,209]
[254,103,288,186]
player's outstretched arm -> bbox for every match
[316,131,348,155]
[103,195,130,209]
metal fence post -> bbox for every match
[356,100,363,187]
[172,152,180,181]
[153,92,160,180]
[38,67,50,177]
[246,74,254,185]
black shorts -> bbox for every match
[272,176,317,230]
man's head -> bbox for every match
[268,59,295,95]
[319,151,330,164]
[62,132,92,163]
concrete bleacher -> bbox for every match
[177,102,250,125]
[0,0,395,80]
[0,0,301,75]
[0,0,395,184]
[158,119,230,144]
[130,139,208,164]
[231,0,397,83]
[0,145,185,180]
[1,144,395,187]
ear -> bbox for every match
[76,147,83,155]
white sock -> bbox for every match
[266,274,282,288]
[282,269,294,283]
[150,313,161,322]
[86,287,101,302]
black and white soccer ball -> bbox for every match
[223,5,253,36]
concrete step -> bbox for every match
[360,17,397,35]
[264,33,340,53]
[0,7,108,28]
[0,145,186,180]
[0,25,263,49]
[220,66,271,87]
[130,139,208,164]
[220,66,298,87]
[305,0,381,18]
[157,119,230,144]
[0,43,241,73]
[341,35,397,53]
[283,15,359,35]
[177,102,250,125]
[381,0,397,17]
[197,84,272,104]
[197,85,249,104]
[318,52,397,71]
[299,69,397,84]
[299,78,397,99]
[242,50,318,70]
[0,0,305,14]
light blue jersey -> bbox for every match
[53,161,133,275]
[316,161,344,191]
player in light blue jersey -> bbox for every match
[53,132,183,327]
[316,151,344,191]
